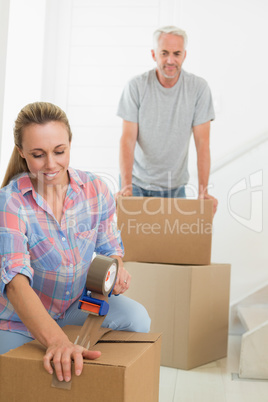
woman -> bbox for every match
[0,102,150,382]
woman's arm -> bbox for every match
[6,274,101,382]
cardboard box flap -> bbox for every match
[117,196,213,213]
[84,342,154,368]
[99,330,161,343]
[64,325,161,344]
[65,325,111,344]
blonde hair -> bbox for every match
[1,102,72,188]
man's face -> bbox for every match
[151,33,186,83]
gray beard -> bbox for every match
[161,67,180,80]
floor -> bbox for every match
[158,335,268,402]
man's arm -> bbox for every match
[193,121,218,215]
[118,120,138,197]
[193,121,211,195]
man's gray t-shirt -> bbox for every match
[117,68,215,190]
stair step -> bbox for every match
[237,305,268,331]
[229,283,268,335]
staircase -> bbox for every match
[229,284,268,380]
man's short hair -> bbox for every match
[153,26,188,50]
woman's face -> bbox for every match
[18,121,71,188]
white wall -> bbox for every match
[0,0,267,302]
[47,0,162,193]
[185,0,268,172]
[0,0,10,159]
[0,0,46,182]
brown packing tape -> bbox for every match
[51,373,72,390]
[75,315,107,349]
[86,255,118,296]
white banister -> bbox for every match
[211,131,268,174]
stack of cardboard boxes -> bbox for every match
[117,196,231,370]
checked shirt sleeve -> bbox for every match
[0,193,33,299]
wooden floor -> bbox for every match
[159,335,268,402]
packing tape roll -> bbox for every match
[86,255,118,296]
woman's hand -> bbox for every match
[44,336,101,382]
[111,256,131,295]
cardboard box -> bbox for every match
[125,262,231,370]
[0,325,161,402]
[117,197,213,265]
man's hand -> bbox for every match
[114,185,133,203]
[199,193,218,216]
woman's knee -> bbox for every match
[127,302,151,333]
[104,295,151,333]
[117,298,151,333]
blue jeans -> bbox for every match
[132,184,186,198]
[0,295,151,354]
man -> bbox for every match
[117,26,217,214]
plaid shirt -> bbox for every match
[0,168,123,336]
